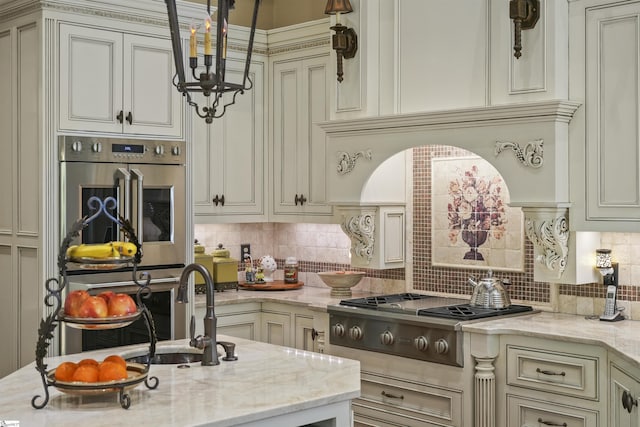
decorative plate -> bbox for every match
[58,309,143,330]
[47,362,148,395]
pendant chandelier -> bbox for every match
[165,0,261,123]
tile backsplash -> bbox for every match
[195,145,640,318]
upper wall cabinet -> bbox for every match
[332,0,569,120]
[569,0,640,231]
[193,56,267,223]
[270,49,333,223]
[58,24,183,139]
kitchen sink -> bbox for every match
[126,352,203,365]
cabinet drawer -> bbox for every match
[507,394,599,427]
[506,345,599,400]
[354,371,462,427]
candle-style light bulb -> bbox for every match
[189,23,197,58]
[204,16,212,56]
[222,18,228,59]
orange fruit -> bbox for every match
[54,361,77,382]
[98,361,128,382]
[71,364,99,383]
[78,358,99,367]
[103,354,127,369]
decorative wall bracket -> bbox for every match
[509,0,540,59]
[337,149,372,175]
[522,207,569,279]
[495,139,543,168]
[340,211,375,263]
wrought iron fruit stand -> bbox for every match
[32,196,159,409]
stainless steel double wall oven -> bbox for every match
[59,136,188,353]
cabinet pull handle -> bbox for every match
[536,368,565,377]
[622,389,638,413]
[295,194,307,206]
[537,418,567,427]
[381,391,404,400]
[311,328,319,341]
[126,111,133,125]
[116,110,124,124]
[212,195,225,206]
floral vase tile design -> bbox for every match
[431,155,524,272]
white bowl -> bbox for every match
[317,271,365,297]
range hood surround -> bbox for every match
[318,100,583,281]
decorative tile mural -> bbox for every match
[431,155,524,272]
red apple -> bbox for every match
[64,290,90,317]
[108,293,137,317]
[97,291,115,305]
[78,296,109,318]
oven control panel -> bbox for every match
[329,312,463,367]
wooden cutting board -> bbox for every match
[238,280,304,291]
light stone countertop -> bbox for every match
[205,287,640,368]
[0,336,360,427]
[199,285,376,312]
[462,311,640,366]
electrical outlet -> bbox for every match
[241,243,251,260]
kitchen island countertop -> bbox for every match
[0,336,360,427]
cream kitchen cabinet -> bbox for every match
[569,0,640,231]
[195,302,261,341]
[261,303,328,352]
[610,356,640,426]
[193,56,267,223]
[497,336,606,427]
[270,52,333,223]
[58,23,183,138]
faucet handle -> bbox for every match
[217,341,238,361]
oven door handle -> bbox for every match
[115,168,131,227]
[130,168,144,245]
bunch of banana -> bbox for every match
[66,241,137,259]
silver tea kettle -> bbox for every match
[468,270,511,309]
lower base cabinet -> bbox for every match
[198,301,328,353]
[610,357,640,427]
[507,395,599,427]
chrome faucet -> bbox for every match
[176,263,219,366]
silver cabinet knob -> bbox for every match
[154,145,164,155]
[171,146,181,156]
[91,142,102,153]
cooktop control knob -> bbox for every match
[91,142,102,153]
[380,331,394,346]
[71,141,83,152]
[414,336,429,352]
[154,145,164,155]
[171,146,181,156]
[348,326,363,341]
[435,338,449,355]
[332,323,345,337]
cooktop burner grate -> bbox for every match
[417,304,533,320]
[339,293,433,308]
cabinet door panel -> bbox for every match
[124,35,182,137]
[507,394,598,427]
[59,24,122,132]
[585,4,640,221]
[610,364,640,427]
[261,311,290,347]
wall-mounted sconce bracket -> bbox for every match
[509,0,540,59]
[330,23,358,83]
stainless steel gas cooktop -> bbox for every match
[328,293,536,366]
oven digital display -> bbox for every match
[112,143,144,154]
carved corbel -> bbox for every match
[340,212,375,263]
[495,139,544,168]
[522,207,569,278]
[337,149,372,175]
